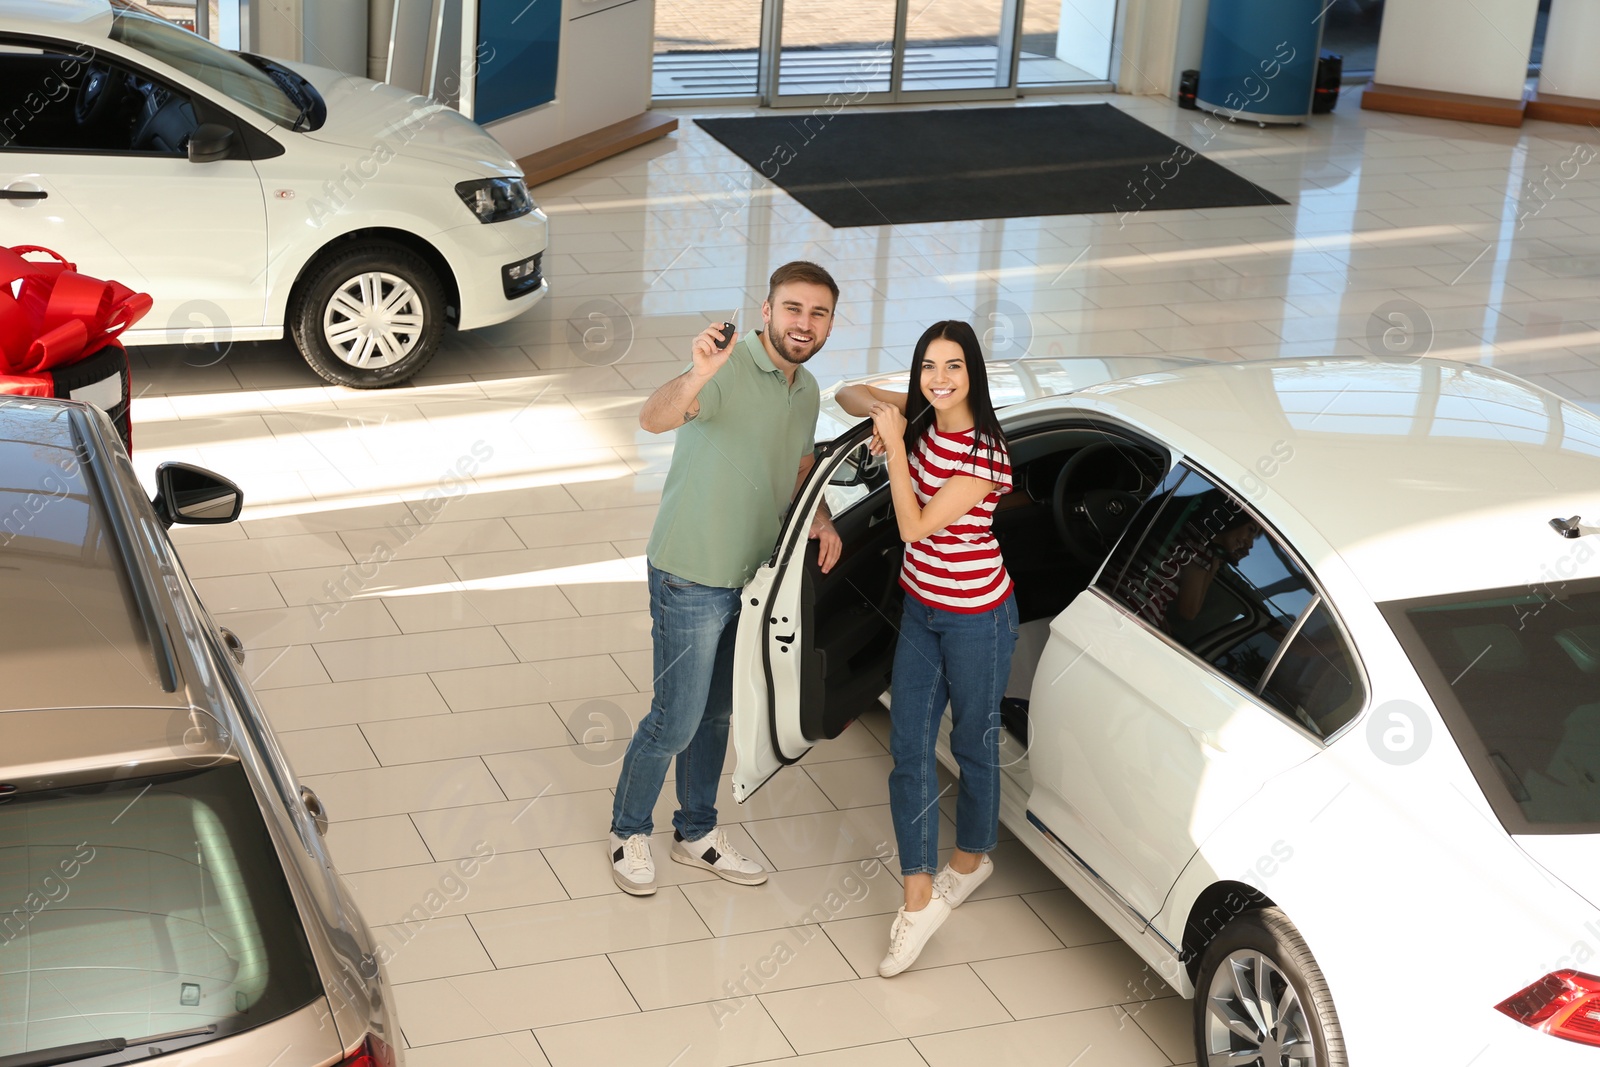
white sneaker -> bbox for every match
[878,895,951,977]
[932,854,993,908]
[670,826,767,885]
[610,832,656,896]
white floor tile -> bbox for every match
[471,887,712,967]
[910,1007,1171,1067]
[609,925,858,1010]
[533,999,793,1067]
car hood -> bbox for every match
[285,62,522,179]
[816,354,1206,440]
[1516,835,1600,911]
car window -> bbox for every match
[109,1,301,127]
[1103,465,1315,692]
[1258,600,1363,739]
[0,765,323,1063]
[1384,582,1600,831]
[0,45,197,155]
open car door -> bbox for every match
[731,419,904,802]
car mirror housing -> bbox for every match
[188,123,234,163]
[152,462,243,526]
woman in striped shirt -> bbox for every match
[836,319,1019,978]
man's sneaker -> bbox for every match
[878,894,951,977]
[671,826,767,885]
[932,853,993,908]
[610,832,656,896]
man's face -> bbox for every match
[1216,521,1263,563]
[762,282,835,365]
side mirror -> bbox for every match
[828,443,882,488]
[188,122,233,163]
[151,462,243,527]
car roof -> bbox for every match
[0,398,179,712]
[1078,357,1600,602]
[0,0,112,36]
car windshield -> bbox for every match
[0,765,323,1063]
[1384,581,1600,832]
[108,0,300,126]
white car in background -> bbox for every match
[0,0,548,387]
[733,355,1600,1065]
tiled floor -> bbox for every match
[130,86,1600,1067]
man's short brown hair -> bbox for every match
[767,260,839,308]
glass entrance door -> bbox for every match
[766,0,1022,105]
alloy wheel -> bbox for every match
[1204,948,1317,1066]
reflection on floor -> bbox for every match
[132,85,1600,1067]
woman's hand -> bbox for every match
[868,402,906,458]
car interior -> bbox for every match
[0,47,199,154]
[798,422,1168,746]
[801,421,1367,753]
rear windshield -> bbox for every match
[0,765,322,1064]
[1384,582,1600,833]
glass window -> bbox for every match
[1258,601,1362,738]
[1104,466,1312,692]
[109,0,299,126]
[0,765,323,1062]
[1384,581,1600,830]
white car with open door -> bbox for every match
[731,355,1600,1067]
[0,0,548,387]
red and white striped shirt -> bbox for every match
[899,425,1013,613]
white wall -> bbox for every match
[1373,0,1540,101]
[483,0,655,160]
[1055,0,1118,81]
[1538,0,1600,101]
[1115,0,1208,97]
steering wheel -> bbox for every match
[1051,442,1144,566]
[75,62,124,127]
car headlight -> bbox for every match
[455,177,534,223]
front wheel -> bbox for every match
[291,243,445,388]
[1193,907,1346,1067]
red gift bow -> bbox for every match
[0,245,152,376]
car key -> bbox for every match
[714,321,736,350]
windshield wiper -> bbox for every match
[0,1026,217,1067]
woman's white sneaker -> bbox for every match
[878,895,952,977]
[610,832,656,896]
[932,853,993,908]
[671,826,767,885]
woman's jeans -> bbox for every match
[888,592,1019,876]
[611,564,742,841]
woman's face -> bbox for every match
[920,338,970,414]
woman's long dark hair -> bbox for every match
[902,320,1008,467]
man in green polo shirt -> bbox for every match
[609,261,843,896]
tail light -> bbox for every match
[1496,970,1600,1047]
[338,1035,396,1066]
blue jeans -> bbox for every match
[611,563,742,840]
[888,593,1019,876]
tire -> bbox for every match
[1193,907,1346,1067]
[291,242,445,388]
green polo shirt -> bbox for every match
[646,332,820,588]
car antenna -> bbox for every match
[1549,516,1600,539]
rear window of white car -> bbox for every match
[1386,583,1600,832]
[0,765,323,1064]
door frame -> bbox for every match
[760,0,1025,107]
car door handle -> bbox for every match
[0,189,47,200]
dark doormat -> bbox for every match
[695,103,1288,228]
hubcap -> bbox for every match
[321,271,425,369]
[1204,950,1318,1066]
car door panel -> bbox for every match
[1028,588,1321,920]
[732,422,899,802]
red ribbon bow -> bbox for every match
[0,245,152,376]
